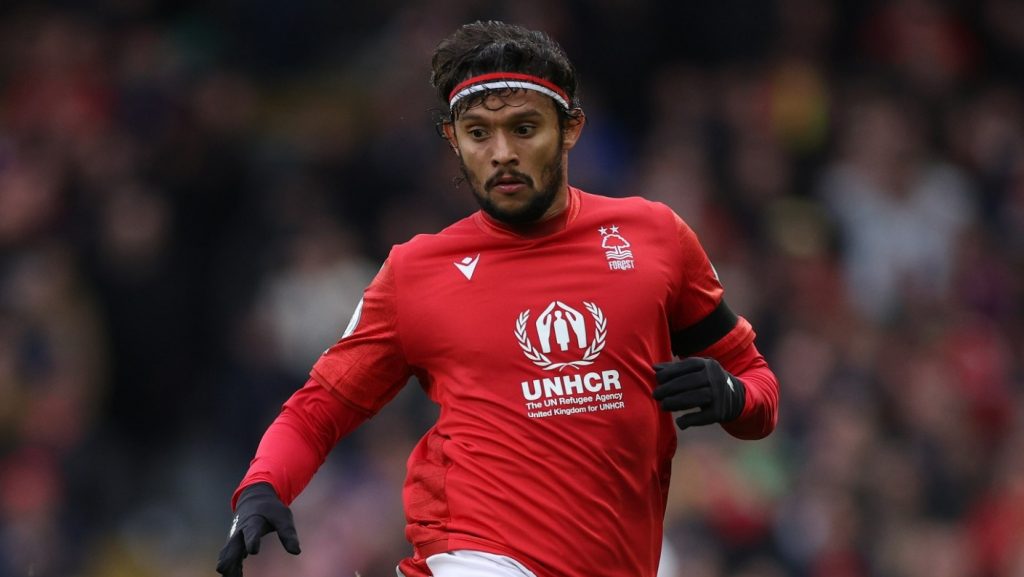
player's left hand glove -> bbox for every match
[653,357,745,430]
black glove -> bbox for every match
[216,482,301,577]
[653,357,746,430]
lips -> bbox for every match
[493,180,525,194]
[487,172,530,194]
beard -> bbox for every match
[461,143,565,226]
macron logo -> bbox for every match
[454,254,480,280]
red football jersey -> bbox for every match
[303,188,774,576]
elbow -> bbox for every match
[723,390,779,440]
[728,413,777,440]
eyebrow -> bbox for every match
[458,109,547,124]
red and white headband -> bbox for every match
[448,72,570,111]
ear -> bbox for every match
[562,110,586,151]
[441,121,460,156]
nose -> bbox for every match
[490,132,518,167]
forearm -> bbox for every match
[718,343,779,440]
[232,378,369,508]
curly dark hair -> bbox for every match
[430,20,581,120]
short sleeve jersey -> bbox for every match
[311,188,754,577]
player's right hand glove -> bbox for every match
[216,482,301,577]
[652,357,746,430]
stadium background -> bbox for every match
[1,0,1023,576]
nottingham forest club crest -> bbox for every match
[516,301,607,371]
[599,225,635,271]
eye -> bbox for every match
[514,124,536,136]
[467,127,488,139]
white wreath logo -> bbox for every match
[515,302,607,371]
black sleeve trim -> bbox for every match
[671,300,739,357]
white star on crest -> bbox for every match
[598,227,608,235]
[610,225,620,234]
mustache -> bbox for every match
[485,169,535,190]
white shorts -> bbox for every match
[396,550,538,577]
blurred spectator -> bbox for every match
[817,90,975,321]
[252,215,377,376]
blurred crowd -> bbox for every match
[1,0,1022,576]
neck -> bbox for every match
[479,185,578,238]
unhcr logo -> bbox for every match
[515,301,607,371]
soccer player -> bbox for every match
[216,20,779,577]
